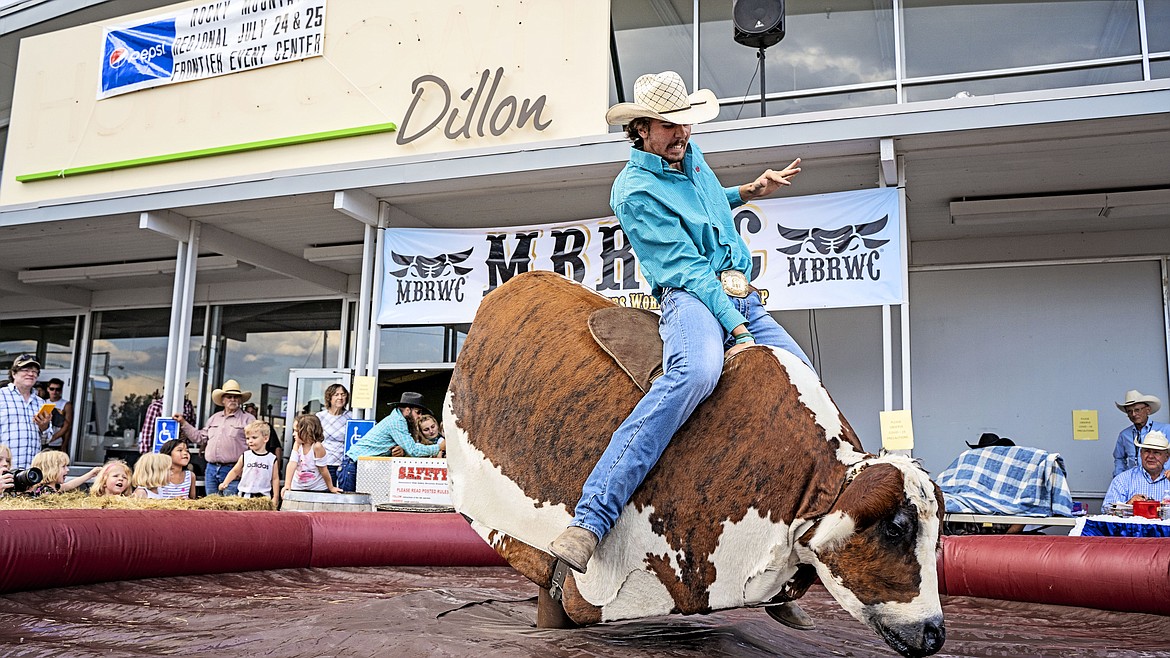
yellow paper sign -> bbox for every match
[351,375,377,409]
[1072,410,1099,441]
[880,409,914,451]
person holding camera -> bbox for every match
[0,444,14,496]
[0,354,52,470]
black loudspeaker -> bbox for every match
[733,0,785,49]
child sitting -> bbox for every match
[283,414,340,498]
[132,453,172,499]
[90,459,133,497]
[157,439,197,499]
[220,420,281,507]
[28,450,100,495]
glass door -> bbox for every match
[284,368,353,454]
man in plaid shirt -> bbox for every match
[0,354,53,469]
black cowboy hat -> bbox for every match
[967,432,1015,449]
[395,391,433,417]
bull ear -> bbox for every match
[802,511,856,554]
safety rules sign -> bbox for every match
[99,0,327,99]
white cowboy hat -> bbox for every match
[1134,430,1169,451]
[1116,389,1161,415]
[605,71,719,126]
[212,379,253,406]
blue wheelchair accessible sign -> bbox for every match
[345,420,375,454]
[152,418,180,453]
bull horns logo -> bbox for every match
[776,215,889,255]
[389,248,474,278]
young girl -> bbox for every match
[28,450,100,495]
[157,439,197,499]
[132,453,172,499]
[90,460,133,497]
[283,414,340,497]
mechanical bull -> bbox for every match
[443,271,945,658]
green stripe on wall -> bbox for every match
[16,121,398,183]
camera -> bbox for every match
[10,467,43,492]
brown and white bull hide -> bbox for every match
[444,271,944,657]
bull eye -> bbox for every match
[881,507,917,544]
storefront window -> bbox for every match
[215,300,342,419]
[611,0,694,106]
[699,0,895,117]
[903,1,1140,79]
[0,316,77,373]
[715,87,897,121]
[905,63,1142,102]
[378,324,469,364]
[1148,1,1170,54]
[80,308,205,464]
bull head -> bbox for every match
[796,456,945,658]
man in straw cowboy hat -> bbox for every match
[1102,429,1170,510]
[175,379,256,496]
[549,71,816,629]
[336,391,443,492]
[1112,389,1170,477]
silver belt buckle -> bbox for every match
[719,270,749,298]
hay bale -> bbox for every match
[0,491,275,511]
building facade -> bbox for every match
[0,0,1167,502]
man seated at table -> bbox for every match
[1102,430,1170,511]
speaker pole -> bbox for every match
[757,47,767,117]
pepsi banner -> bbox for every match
[377,187,903,325]
[99,0,327,99]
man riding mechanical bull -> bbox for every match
[444,72,946,658]
[548,70,817,628]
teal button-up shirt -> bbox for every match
[611,142,751,332]
[346,408,440,459]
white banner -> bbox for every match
[377,187,903,325]
[99,0,327,99]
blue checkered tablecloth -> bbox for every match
[1072,514,1170,537]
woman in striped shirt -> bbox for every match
[316,383,353,484]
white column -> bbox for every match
[169,221,201,416]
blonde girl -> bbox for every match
[157,439,197,499]
[91,460,133,497]
[283,414,340,496]
[29,450,100,494]
[132,453,171,498]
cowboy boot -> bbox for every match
[764,601,816,631]
[549,526,599,573]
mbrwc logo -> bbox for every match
[776,215,890,287]
[389,249,473,304]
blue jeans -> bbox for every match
[204,462,238,497]
[570,289,812,540]
[337,455,357,492]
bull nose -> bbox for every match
[921,617,945,655]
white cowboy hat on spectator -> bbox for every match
[212,379,252,405]
[605,71,719,126]
[1116,390,1161,415]
[1134,430,1170,451]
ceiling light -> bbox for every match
[950,188,1170,226]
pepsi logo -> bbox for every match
[109,47,128,69]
